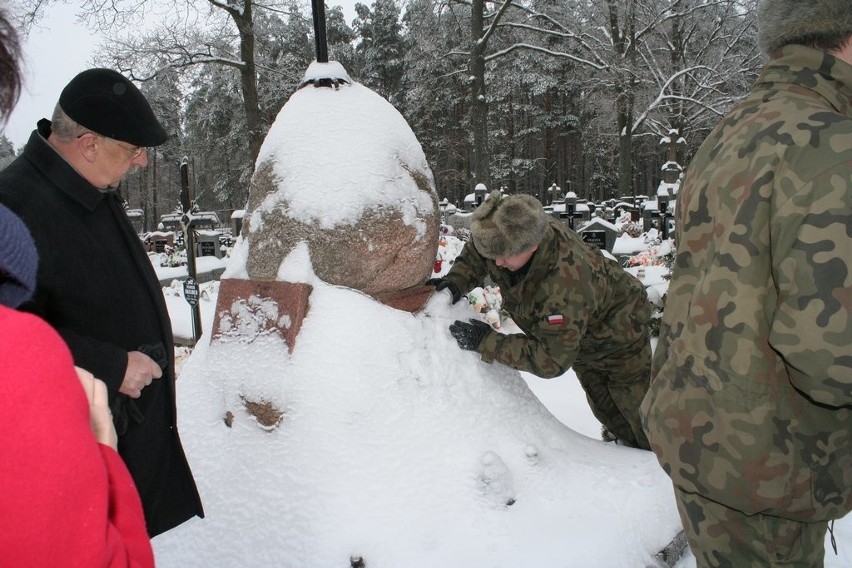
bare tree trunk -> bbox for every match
[216,0,264,163]
[607,0,636,199]
[616,104,633,198]
[469,0,490,188]
[506,93,516,193]
[151,149,158,231]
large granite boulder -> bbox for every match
[240,62,439,296]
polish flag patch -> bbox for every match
[547,314,565,325]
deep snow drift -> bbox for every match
[152,244,682,567]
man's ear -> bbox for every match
[76,132,100,163]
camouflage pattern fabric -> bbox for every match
[575,337,651,449]
[674,487,828,568]
[446,217,651,449]
[642,42,852,538]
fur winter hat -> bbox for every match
[0,204,38,308]
[471,191,548,259]
[758,0,852,55]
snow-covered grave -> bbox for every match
[149,59,852,568]
[155,248,683,567]
[149,60,682,567]
[154,252,852,568]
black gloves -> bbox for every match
[426,277,462,304]
[112,342,167,436]
[449,319,491,351]
[427,279,489,350]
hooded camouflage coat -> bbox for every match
[445,218,650,380]
[642,45,852,522]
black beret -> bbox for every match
[59,68,167,147]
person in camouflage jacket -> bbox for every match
[641,1,852,565]
[432,190,651,450]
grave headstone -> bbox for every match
[196,231,223,258]
[144,231,174,254]
[578,217,617,253]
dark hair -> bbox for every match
[794,32,852,53]
[0,9,21,122]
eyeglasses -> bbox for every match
[108,139,146,160]
[77,131,146,160]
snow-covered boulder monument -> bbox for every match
[153,61,685,567]
[241,61,438,297]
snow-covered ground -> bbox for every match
[152,245,851,567]
[153,251,682,567]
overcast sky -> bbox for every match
[7,3,99,149]
[6,1,359,151]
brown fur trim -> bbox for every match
[758,0,852,55]
[471,191,547,258]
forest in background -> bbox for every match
[10,0,761,231]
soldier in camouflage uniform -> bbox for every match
[430,190,651,450]
[641,1,852,565]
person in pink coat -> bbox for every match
[0,10,154,566]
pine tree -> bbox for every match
[0,135,16,170]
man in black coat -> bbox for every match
[0,68,203,537]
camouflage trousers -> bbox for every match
[674,487,829,567]
[575,339,651,450]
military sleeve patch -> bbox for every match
[547,314,565,325]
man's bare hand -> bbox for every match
[120,350,163,399]
[75,367,118,450]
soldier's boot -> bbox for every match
[600,425,619,443]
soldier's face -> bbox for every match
[495,245,538,271]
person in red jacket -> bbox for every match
[0,11,154,566]
[0,300,156,568]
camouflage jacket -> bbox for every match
[642,45,852,522]
[446,218,650,378]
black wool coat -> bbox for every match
[0,121,203,536]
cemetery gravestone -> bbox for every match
[578,217,617,253]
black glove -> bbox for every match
[449,319,491,351]
[426,277,462,304]
[138,342,169,370]
[111,342,168,436]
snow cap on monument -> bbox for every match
[241,61,439,297]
